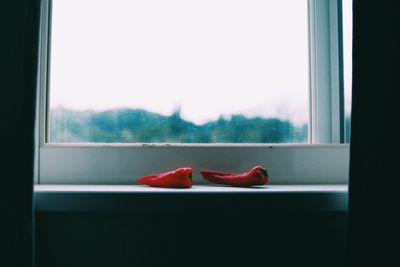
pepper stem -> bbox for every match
[261,168,269,177]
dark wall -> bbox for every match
[36,211,347,267]
[347,0,400,266]
[0,1,40,266]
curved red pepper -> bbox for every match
[136,167,193,188]
[200,166,269,187]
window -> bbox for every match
[36,0,350,185]
[48,0,309,144]
[342,0,352,143]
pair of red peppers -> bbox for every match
[136,166,269,188]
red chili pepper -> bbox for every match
[200,166,269,187]
[136,167,193,188]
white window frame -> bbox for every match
[35,0,349,185]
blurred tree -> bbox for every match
[50,107,308,144]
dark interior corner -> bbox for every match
[2,0,400,266]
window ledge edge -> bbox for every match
[34,184,348,213]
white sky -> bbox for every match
[49,0,351,125]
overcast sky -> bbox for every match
[49,0,352,125]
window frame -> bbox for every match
[35,0,349,185]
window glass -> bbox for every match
[49,0,309,143]
[342,0,352,143]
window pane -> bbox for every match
[343,0,352,143]
[48,0,309,143]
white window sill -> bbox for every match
[34,184,348,212]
